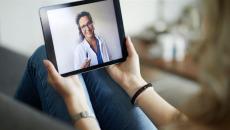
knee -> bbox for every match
[25,45,47,77]
[29,45,46,67]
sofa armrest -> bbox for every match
[0,93,76,130]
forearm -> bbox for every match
[136,87,180,126]
[44,60,101,129]
[123,77,181,127]
[74,118,100,130]
[65,96,101,130]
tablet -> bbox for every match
[40,0,127,76]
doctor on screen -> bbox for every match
[74,11,110,70]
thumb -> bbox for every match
[126,36,137,57]
[43,60,61,81]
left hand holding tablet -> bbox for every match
[43,60,90,114]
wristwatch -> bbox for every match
[71,111,95,123]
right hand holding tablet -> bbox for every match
[107,37,147,97]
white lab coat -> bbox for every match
[74,35,110,70]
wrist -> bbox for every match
[72,111,95,124]
[74,117,101,130]
[131,83,153,105]
[64,95,90,116]
[123,76,147,98]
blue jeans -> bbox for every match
[15,46,157,130]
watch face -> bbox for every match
[80,111,90,118]
[71,111,95,122]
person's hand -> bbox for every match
[81,59,91,69]
[43,60,89,114]
[106,37,147,98]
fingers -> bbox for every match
[81,59,91,68]
[126,36,137,57]
[86,59,91,64]
[43,60,61,81]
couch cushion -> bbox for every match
[0,93,75,130]
[0,47,28,96]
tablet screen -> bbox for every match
[40,0,126,76]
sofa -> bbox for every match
[0,46,75,130]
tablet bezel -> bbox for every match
[39,0,127,76]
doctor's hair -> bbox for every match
[76,11,94,41]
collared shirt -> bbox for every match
[74,35,110,70]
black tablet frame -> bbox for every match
[39,0,127,76]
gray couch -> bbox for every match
[0,46,74,130]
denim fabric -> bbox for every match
[15,46,72,123]
[15,45,157,130]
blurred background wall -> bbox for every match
[0,0,197,56]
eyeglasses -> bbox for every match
[80,21,93,31]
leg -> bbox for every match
[82,69,157,130]
[14,57,42,111]
[15,46,71,123]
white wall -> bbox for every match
[0,0,196,56]
[0,0,79,56]
[120,0,158,35]
[120,0,197,35]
